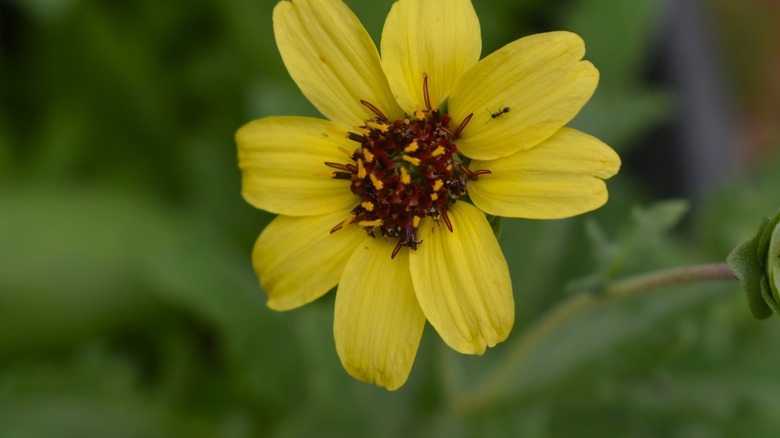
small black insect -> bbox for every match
[485,106,510,123]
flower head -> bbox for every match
[237,0,620,390]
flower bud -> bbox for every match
[727,209,780,319]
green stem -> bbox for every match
[454,262,737,414]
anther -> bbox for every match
[360,100,387,121]
[359,219,383,227]
[404,142,419,153]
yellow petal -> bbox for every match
[254,209,366,311]
[468,127,621,219]
[237,116,358,216]
[448,31,599,160]
[380,0,481,113]
[273,0,404,127]
[334,238,425,390]
[409,202,514,354]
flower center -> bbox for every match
[326,77,488,258]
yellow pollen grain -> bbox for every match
[404,142,419,153]
[366,121,389,133]
[446,164,453,171]
[432,179,444,191]
[400,167,411,185]
[362,148,374,163]
[430,193,439,201]
[402,155,421,166]
[414,109,426,120]
[432,145,446,157]
[369,173,384,190]
[361,201,375,212]
[357,159,366,179]
[412,216,421,228]
[359,219,383,227]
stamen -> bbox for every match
[330,221,345,234]
[453,113,473,138]
[412,216,421,228]
[432,179,444,191]
[441,208,453,232]
[423,73,432,111]
[430,193,439,201]
[346,132,365,143]
[325,162,354,172]
[431,145,445,157]
[360,100,387,121]
[457,163,492,180]
[404,141,419,153]
[391,239,405,259]
[361,201,375,211]
[414,109,426,121]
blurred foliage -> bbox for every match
[1,0,780,437]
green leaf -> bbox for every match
[573,200,689,293]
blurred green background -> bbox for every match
[2,0,780,436]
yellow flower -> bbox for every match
[236,0,620,390]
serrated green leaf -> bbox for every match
[630,200,689,234]
[576,201,689,290]
[584,219,615,268]
[726,232,772,319]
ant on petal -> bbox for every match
[486,106,510,123]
